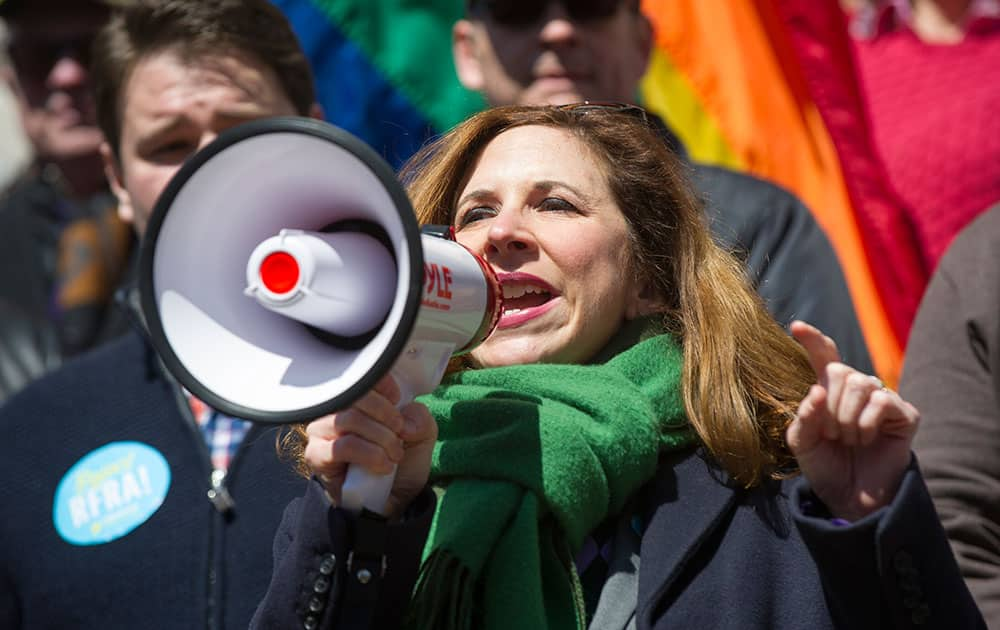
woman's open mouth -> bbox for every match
[497,273,559,329]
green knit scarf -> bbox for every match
[409,321,696,629]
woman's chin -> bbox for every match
[470,336,555,369]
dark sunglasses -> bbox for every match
[8,34,93,82]
[467,0,634,27]
[556,101,651,125]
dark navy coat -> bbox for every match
[0,330,307,629]
[252,450,984,629]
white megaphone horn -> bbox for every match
[139,117,502,516]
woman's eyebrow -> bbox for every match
[533,179,595,205]
[455,188,494,209]
[457,180,595,208]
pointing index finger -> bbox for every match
[790,320,842,384]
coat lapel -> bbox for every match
[635,449,741,628]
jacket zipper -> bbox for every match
[128,288,254,629]
[207,468,236,512]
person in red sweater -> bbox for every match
[845,0,1000,272]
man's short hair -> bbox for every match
[91,0,316,157]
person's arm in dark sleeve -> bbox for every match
[791,459,986,629]
[0,300,61,404]
[250,478,436,630]
[901,206,1000,628]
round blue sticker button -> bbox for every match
[53,441,171,546]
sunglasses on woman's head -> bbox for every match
[467,0,631,27]
[556,101,651,125]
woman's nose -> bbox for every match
[485,208,533,256]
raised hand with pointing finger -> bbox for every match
[787,320,920,522]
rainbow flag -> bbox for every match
[638,0,926,385]
[271,0,482,169]
[275,0,921,384]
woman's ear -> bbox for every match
[626,280,666,320]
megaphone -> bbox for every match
[138,117,502,515]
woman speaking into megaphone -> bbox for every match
[252,105,982,630]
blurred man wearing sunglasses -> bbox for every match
[0,0,133,402]
[453,0,874,373]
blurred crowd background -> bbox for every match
[1,0,998,627]
[5,0,997,387]
[0,21,31,191]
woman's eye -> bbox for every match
[539,197,577,213]
[456,206,496,226]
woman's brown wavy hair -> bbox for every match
[286,104,816,487]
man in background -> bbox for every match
[0,0,133,402]
[0,1,316,627]
[452,0,873,372]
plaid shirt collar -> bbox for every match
[185,391,252,472]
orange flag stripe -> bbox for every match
[640,49,745,172]
[640,0,903,383]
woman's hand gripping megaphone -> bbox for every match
[303,372,438,520]
[139,118,500,516]
[245,227,502,516]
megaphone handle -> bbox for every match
[339,340,455,516]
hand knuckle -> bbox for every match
[844,371,870,388]
[827,362,850,380]
[385,412,404,434]
[869,392,892,412]
[304,442,334,470]
[332,409,360,431]
[305,416,334,436]
[330,435,354,461]
[837,414,856,426]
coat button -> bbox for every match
[356,568,373,585]
[303,615,319,630]
[898,567,919,581]
[319,553,336,576]
[893,550,914,571]
[313,576,331,594]
[911,603,931,625]
[308,595,324,613]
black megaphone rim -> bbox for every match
[138,116,424,424]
